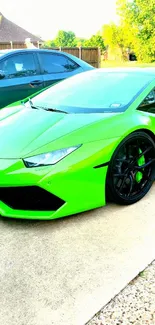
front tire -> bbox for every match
[106,132,155,205]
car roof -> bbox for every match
[0,48,94,70]
[0,49,64,55]
[97,67,155,75]
[77,67,155,81]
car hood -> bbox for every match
[0,106,121,158]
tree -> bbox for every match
[102,23,119,48]
[42,40,56,48]
[76,38,86,47]
[117,0,155,62]
[54,30,77,47]
[42,31,105,50]
[102,23,130,60]
[83,34,105,49]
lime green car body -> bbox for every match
[0,68,155,219]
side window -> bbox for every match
[39,53,79,74]
[0,54,37,79]
[138,89,155,113]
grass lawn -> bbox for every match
[100,60,155,68]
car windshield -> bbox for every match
[32,70,154,114]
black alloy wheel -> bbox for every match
[106,132,155,205]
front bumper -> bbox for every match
[0,160,107,220]
[0,139,118,220]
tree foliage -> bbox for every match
[83,34,105,49]
[117,0,155,62]
[42,31,105,49]
[76,38,86,47]
[102,23,131,60]
[42,40,56,48]
[54,30,77,47]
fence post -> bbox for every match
[10,41,13,49]
[98,48,101,68]
[79,47,82,59]
[59,46,62,51]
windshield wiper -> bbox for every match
[23,99,68,114]
[22,98,39,110]
[39,107,68,114]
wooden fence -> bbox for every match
[0,42,100,67]
[0,42,39,49]
[47,47,100,68]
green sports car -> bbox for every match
[0,68,155,220]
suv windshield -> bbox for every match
[32,70,154,114]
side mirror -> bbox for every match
[0,70,5,80]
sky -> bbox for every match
[1,0,118,40]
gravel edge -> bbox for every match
[86,260,155,325]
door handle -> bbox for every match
[30,80,43,86]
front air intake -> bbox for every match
[0,186,65,211]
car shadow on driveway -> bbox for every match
[0,202,122,230]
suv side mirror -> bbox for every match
[0,70,5,80]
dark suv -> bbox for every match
[0,49,94,108]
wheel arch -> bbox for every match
[134,128,155,144]
[107,128,155,168]
[107,128,155,167]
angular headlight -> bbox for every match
[23,145,81,168]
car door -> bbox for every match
[37,52,83,88]
[0,52,45,108]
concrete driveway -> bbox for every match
[0,185,155,325]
